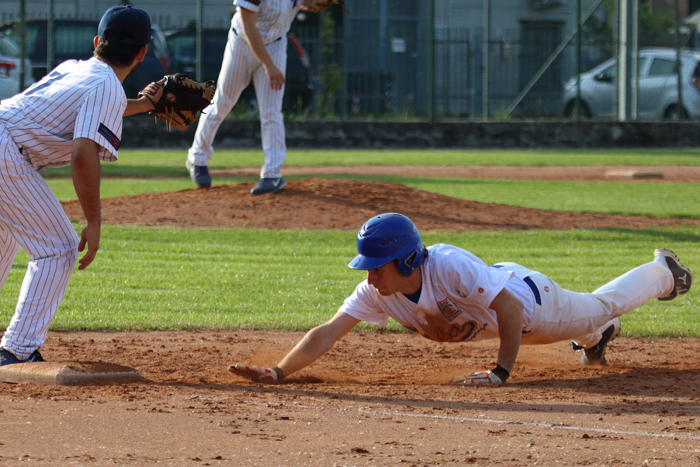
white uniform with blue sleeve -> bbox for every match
[188,0,301,179]
[0,57,125,360]
[340,244,674,348]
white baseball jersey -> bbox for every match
[340,244,675,348]
[188,0,301,178]
[0,57,124,360]
[340,244,535,343]
[0,57,125,172]
[232,0,300,45]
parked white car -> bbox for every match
[0,35,34,101]
[563,48,700,119]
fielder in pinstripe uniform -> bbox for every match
[0,6,156,366]
[187,0,311,195]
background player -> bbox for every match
[230,212,692,384]
[186,0,309,194]
[0,6,156,366]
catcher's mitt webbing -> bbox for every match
[138,74,215,131]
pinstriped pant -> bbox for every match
[188,27,288,179]
[0,125,79,360]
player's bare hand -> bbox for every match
[450,370,503,384]
[78,223,100,270]
[264,64,285,91]
[228,364,282,383]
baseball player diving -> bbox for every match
[0,6,158,366]
[186,0,309,194]
[230,213,693,384]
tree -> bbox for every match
[316,11,342,117]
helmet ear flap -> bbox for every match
[396,244,426,277]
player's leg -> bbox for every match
[0,135,79,361]
[187,29,256,186]
[519,257,674,346]
[0,224,21,289]
[250,38,287,195]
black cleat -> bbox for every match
[573,317,621,366]
[655,249,692,301]
[186,160,212,188]
[250,177,286,195]
[0,348,44,366]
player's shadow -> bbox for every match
[510,366,699,398]
[145,366,700,418]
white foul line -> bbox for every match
[355,408,700,441]
[250,399,700,441]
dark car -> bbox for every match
[0,19,170,98]
[123,25,171,98]
[165,27,313,113]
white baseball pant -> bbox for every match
[188,27,288,179]
[0,125,79,360]
[497,257,674,347]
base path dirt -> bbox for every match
[1,331,699,465]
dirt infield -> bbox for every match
[2,331,700,465]
[62,178,700,231]
[2,168,700,466]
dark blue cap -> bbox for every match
[98,6,152,46]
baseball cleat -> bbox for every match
[654,249,692,301]
[574,317,621,366]
[27,350,45,362]
[186,160,212,188]
[250,177,286,195]
[0,348,22,366]
[0,348,44,366]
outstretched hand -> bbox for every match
[228,364,282,383]
[451,370,503,384]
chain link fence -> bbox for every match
[3,0,700,121]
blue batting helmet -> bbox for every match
[348,213,425,277]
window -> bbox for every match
[596,64,615,81]
[0,37,19,57]
[647,58,675,77]
[55,24,96,55]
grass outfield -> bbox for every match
[0,225,697,337]
[42,147,700,179]
[10,148,694,338]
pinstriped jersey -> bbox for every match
[232,0,301,45]
[0,58,126,172]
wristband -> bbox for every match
[491,364,510,382]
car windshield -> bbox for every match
[55,24,95,55]
[0,37,20,57]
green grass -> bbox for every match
[23,148,699,338]
[0,225,697,337]
[41,148,700,178]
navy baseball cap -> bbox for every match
[98,6,152,46]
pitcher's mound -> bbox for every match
[62,178,700,231]
[0,362,142,385]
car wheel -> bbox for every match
[564,99,592,118]
[664,104,689,120]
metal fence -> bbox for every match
[3,0,700,121]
